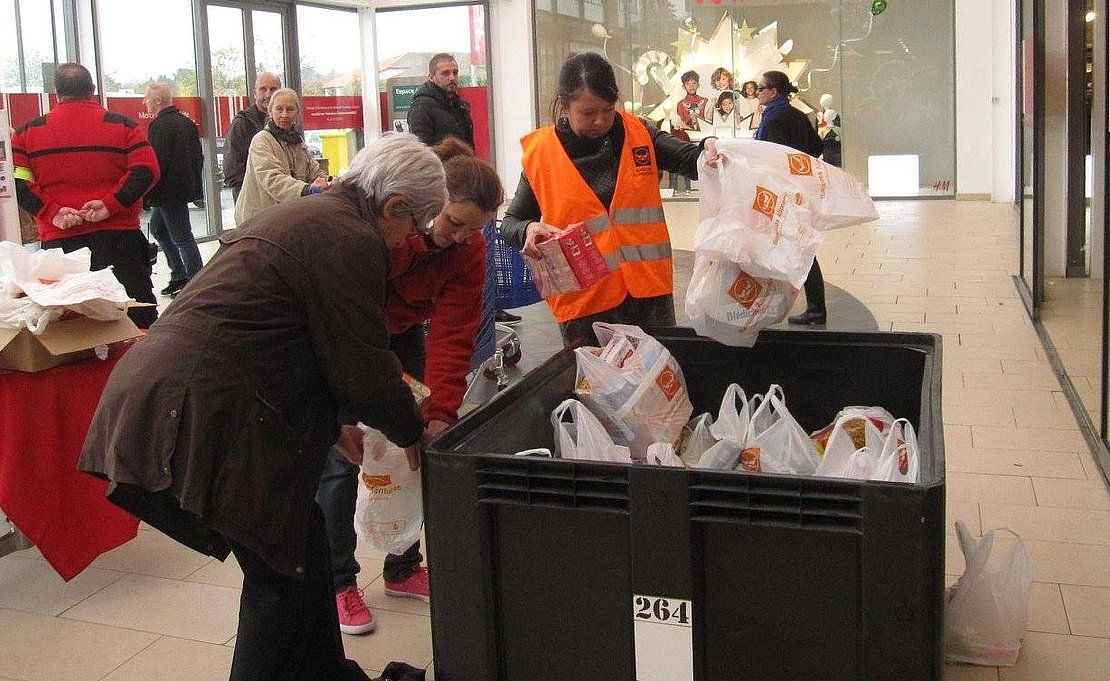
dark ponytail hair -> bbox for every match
[762,71,797,97]
[551,51,619,123]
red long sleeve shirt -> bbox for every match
[387,231,486,424]
[11,99,160,242]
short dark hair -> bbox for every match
[552,51,619,122]
[761,71,797,96]
[429,53,456,75]
[55,62,95,99]
[680,70,700,86]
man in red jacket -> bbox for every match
[12,62,160,328]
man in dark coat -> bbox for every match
[224,71,281,203]
[79,133,448,681]
[143,83,205,297]
[406,53,474,148]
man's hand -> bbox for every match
[310,177,330,191]
[52,207,84,230]
[79,200,110,223]
[334,424,365,465]
[522,221,562,260]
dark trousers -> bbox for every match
[226,505,370,681]
[42,229,158,329]
[149,203,204,285]
[557,293,676,347]
[316,324,427,591]
[800,259,827,314]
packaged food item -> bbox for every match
[526,222,610,297]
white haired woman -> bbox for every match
[79,133,447,681]
[234,87,330,224]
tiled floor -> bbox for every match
[3,199,1110,680]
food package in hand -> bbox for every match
[527,222,610,297]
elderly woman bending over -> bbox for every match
[234,87,329,224]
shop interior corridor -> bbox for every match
[2,200,1110,680]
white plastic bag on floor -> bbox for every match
[551,398,634,463]
[354,427,423,556]
[685,255,798,347]
[711,138,879,231]
[574,324,692,456]
[945,521,1033,666]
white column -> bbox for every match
[359,7,383,141]
[955,0,996,199]
[488,0,535,193]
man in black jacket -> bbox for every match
[224,72,281,203]
[143,83,205,297]
[407,53,474,148]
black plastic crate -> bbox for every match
[424,328,944,681]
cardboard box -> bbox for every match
[530,222,610,298]
[0,315,141,372]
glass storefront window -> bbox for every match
[297,3,362,177]
[252,9,285,85]
[2,0,68,94]
[534,1,955,198]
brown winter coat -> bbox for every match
[79,182,424,577]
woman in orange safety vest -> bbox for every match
[500,52,719,346]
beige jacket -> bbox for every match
[234,129,324,224]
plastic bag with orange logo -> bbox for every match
[738,386,821,475]
[573,323,693,457]
[714,138,879,231]
[353,427,423,555]
[684,255,798,347]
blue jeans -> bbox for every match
[316,325,427,591]
[149,203,203,285]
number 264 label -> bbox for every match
[633,595,693,681]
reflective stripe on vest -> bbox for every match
[520,111,674,323]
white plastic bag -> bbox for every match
[813,410,889,479]
[871,419,921,484]
[573,323,693,456]
[695,152,824,288]
[945,521,1033,666]
[354,427,423,555]
[646,442,685,468]
[810,406,896,456]
[677,413,716,467]
[739,386,821,475]
[551,398,634,463]
[711,138,879,231]
[684,255,798,347]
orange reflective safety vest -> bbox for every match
[521,111,673,323]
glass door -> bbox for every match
[1017,0,1044,313]
[199,0,296,234]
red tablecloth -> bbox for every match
[0,345,140,580]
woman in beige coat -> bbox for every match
[234,88,329,224]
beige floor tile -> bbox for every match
[947,473,1037,506]
[1028,582,1070,634]
[958,333,1042,351]
[183,555,244,589]
[944,663,1000,680]
[1060,584,1110,638]
[341,609,433,672]
[946,424,974,450]
[979,503,1110,545]
[970,426,1089,453]
[88,527,213,580]
[945,447,1088,479]
[943,402,1018,428]
[1010,403,1086,430]
[99,635,234,681]
[1001,359,1061,378]
[62,573,240,645]
[1032,478,1110,510]
[945,389,1060,412]
[1023,540,1110,587]
[0,554,125,616]
[999,630,1110,680]
[0,608,158,681]
[946,344,1041,361]
[948,500,983,536]
[962,373,1059,393]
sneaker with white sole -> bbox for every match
[335,585,376,634]
[383,565,430,602]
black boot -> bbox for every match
[788,259,827,325]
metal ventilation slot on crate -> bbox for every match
[477,460,630,511]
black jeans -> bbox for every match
[225,505,370,681]
[42,229,158,328]
[316,324,427,590]
[557,293,676,347]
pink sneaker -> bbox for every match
[335,585,376,634]
[383,565,430,602]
